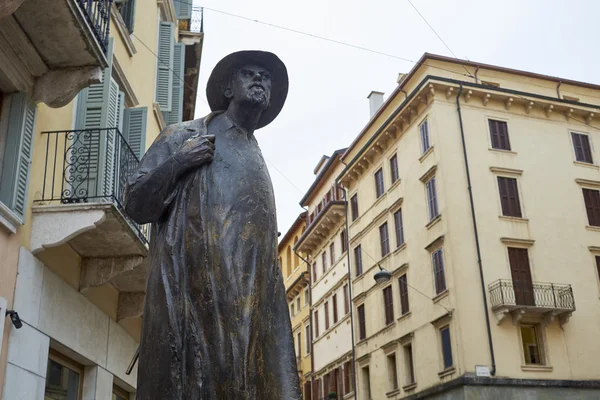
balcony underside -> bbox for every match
[295,202,345,254]
[492,304,573,327]
[0,0,108,107]
[286,272,310,301]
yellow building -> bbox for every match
[295,150,356,400]
[0,1,203,398]
[278,212,311,398]
[336,54,600,399]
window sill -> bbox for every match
[573,161,599,170]
[426,214,442,229]
[433,290,449,303]
[397,311,411,322]
[419,146,434,162]
[521,365,553,372]
[153,103,166,131]
[343,391,355,400]
[438,366,456,378]
[489,148,517,155]
[386,388,401,397]
[0,202,21,234]
[374,192,388,208]
[499,215,529,223]
[388,178,402,193]
[393,242,407,255]
[586,225,600,233]
[402,382,417,392]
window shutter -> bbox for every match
[117,91,125,134]
[120,0,136,33]
[163,42,186,126]
[0,92,37,221]
[123,107,148,159]
[583,189,600,226]
[156,22,175,112]
[175,0,192,19]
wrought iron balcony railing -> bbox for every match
[488,279,575,311]
[191,7,204,33]
[36,128,148,244]
[76,0,113,55]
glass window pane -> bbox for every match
[45,359,80,400]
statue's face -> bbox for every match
[227,64,272,110]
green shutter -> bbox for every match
[123,107,148,159]
[0,92,37,221]
[175,0,192,19]
[156,22,174,112]
[163,42,186,125]
[120,0,136,33]
[117,91,125,134]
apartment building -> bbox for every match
[336,54,600,399]
[278,213,311,398]
[295,149,356,400]
[0,1,203,398]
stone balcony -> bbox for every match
[0,0,113,107]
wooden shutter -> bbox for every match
[343,284,349,314]
[420,119,430,152]
[427,176,439,220]
[313,379,320,400]
[332,294,338,323]
[380,222,389,256]
[399,274,409,315]
[305,324,310,354]
[383,285,394,325]
[357,304,366,340]
[572,133,593,163]
[330,242,335,265]
[156,22,175,112]
[324,301,329,330]
[351,194,359,221]
[390,154,399,183]
[596,256,600,281]
[375,168,384,198]
[123,107,148,159]
[394,209,404,247]
[489,120,510,150]
[314,310,319,337]
[508,247,535,306]
[354,245,362,276]
[498,177,522,217]
[312,263,317,282]
[163,42,185,125]
[0,92,37,221]
[322,251,327,273]
[440,326,453,369]
[433,249,447,294]
[583,189,600,226]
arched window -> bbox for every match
[286,246,292,277]
[293,236,299,267]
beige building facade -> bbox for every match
[335,54,600,399]
[0,1,203,398]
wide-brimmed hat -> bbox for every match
[206,50,288,129]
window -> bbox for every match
[313,378,321,400]
[286,247,292,277]
[420,119,430,154]
[296,296,301,313]
[357,304,366,340]
[156,22,175,112]
[521,325,545,365]
[440,326,453,370]
[387,353,399,391]
[394,209,404,247]
[304,287,309,306]
[113,385,129,400]
[572,132,593,164]
[426,176,439,221]
[343,284,349,314]
[403,343,415,385]
[361,366,371,400]
[290,302,295,317]
[432,248,447,295]
[390,154,399,184]
[399,275,409,315]
[354,245,363,276]
[583,188,600,226]
[379,222,390,257]
[297,331,302,358]
[324,301,330,330]
[332,294,338,324]
[343,361,353,394]
[330,242,336,265]
[340,229,347,253]
[498,177,522,218]
[303,381,312,400]
[314,310,319,338]
[312,262,317,282]
[322,251,327,273]
[323,375,330,399]
[489,119,511,150]
[375,168,385,198]
[45,352,83,400]
[596,256,600,281]
[115,0,136,33]
[305,324,311,354]
[383,285,394,325]
[351,194,359,221]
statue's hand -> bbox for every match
[173,134,215,170]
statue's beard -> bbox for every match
[244,87,269,109]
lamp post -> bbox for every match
[374,264,391,284]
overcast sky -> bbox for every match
[191,0,600,236]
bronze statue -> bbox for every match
[125,51,300,399]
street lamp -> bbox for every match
[373,264,391,284]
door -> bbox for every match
[508,248,535,306]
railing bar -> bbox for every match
[58,132,64,202]
[42,134,50,200]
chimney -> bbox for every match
[367,91,384,118]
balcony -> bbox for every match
[177,7,204,122]
[489,279,575,326]
[295,186,345,254]
[31,128,149,321]
[0,0,113,107]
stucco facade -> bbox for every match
[336,54,600,399]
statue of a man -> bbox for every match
[125,51,300,399]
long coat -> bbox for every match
[125,112,300,400]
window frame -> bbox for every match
[519,324,547,366]
[488,118,511,151]
[379,222,390,257]
[375,167,385,198]
[402,342,416,386]
[314,310,319,338]
[340,229,347,253]
[439,325,454,370]
[332,293,338,324]
[390,153,399,184]
[46,350,84,400]
[432,248,447,295]
[357,304,366,340]
[419,118,431,154]
[571,131,594,164]
[350,193,359,221]
[329,242,336,265]
[354,245,363,276]
[321,250,327,273]
[582,187,600,227]
[304,287,309,306]
[113,385,130,400]
[305,323,311,355]
[426,176,439,221]
[386,351,399,392]
[394,208,405,248]
[382,285,394,325]
[324,300,330,330]
[399,274,409,315]
[497,176,523,218]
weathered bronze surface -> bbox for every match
[125,51,299,399]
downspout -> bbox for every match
[456,84,496,376]
[473,66,480,84]
[556,81,562,99]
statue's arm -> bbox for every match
[124,126,185,224]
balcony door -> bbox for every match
[508,247,535,306]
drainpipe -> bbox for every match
[556,81,562,99]
[473,66,480,84]
[456,84,496,376]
